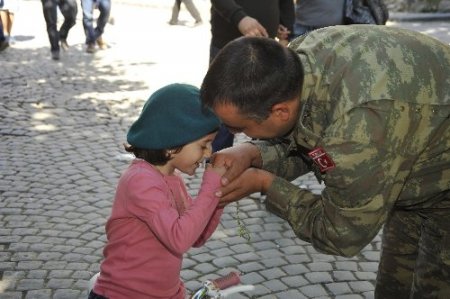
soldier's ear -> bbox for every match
[271,101,295,122]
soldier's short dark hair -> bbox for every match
[200,36,304,121]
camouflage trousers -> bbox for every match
[375,208,450,298]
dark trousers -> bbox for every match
[375,209,450,298]
[209,44,235,153]
[41,0,77,52]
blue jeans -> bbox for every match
[289,24,318,40]
[81,0,111,44]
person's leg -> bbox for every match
[375,209,420,298]
[58,0,77,46]
[94,0,110,40]
[209,43,220,64]
[81,0,95,45]
[41,0,60,57]
[209,43,235,152]
[0,9,8,37]
[0,14,8,51]
[411,211,450,298]
[5,10,12,37]
[169,0,181,24]
[181,0,201,23]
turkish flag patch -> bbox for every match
[308,147,336,172]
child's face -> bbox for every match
[168,132,217,175]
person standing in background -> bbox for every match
[169,0,202,26]
[0,3,8,51]
[291,0,345,38]
[0,0,19,45]
[81,0,111,53]
[208,0,295,153]
[41,0,78,60]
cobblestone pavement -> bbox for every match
[1,1,449,298]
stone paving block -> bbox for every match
[285,254,312,264]
[16,261,43,270]
[27,270,48,279]
[260,257,288,268]
[307,262,333,272]
[237,261,265,274]
[336,295,364,299]
[241,272,266,285]
[325,282,352,295]
[276,289,308,299]
[362,290,375,298]
[355,271,377,281]
[212,256,239,268]
[260,268,287,280]
[333,270,357,281]
[53,289,81,299]
[299,284,329,297]
[15,278,45,290]
[210,247,235,258]
[358,262,379,272]
[193,262,218,274]
[47,278,74,289]
[24,289,52,299]
[281,245,307,255]
[349,281,375,293]
[280,275,310,288]
[305,271,334,284]
[0,292,23,299]
[262,279,289,292]
[281,263,310,275]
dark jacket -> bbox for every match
[210,0,295,49]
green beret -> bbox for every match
[127,83,220,150]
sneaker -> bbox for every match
[96,37,107,50]
[168,20,178,25]
[60,39,69,51]
[0,40,9,52]
[51,50,60,60]
[86,43,96,53]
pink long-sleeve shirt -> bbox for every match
[94,159,223,299]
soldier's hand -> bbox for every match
[238,16,269,37]
[210,143,262,186]
[217,168,275,207]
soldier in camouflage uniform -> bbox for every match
[200,25,450,298]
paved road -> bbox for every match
[1,1,449,298]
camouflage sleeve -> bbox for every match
[265,100,431,257]
[251,139,311,181]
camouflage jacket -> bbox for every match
[255,25,450,257]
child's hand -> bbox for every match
[205,163,227,176]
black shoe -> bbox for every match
[60,39,69,51]
[86,43,96,53]
[0,40,9,52]
[51,50,60,60]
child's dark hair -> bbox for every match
[124,144,183,166]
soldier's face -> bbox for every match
[213,100,299,139]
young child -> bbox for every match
[89,83,226,299]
